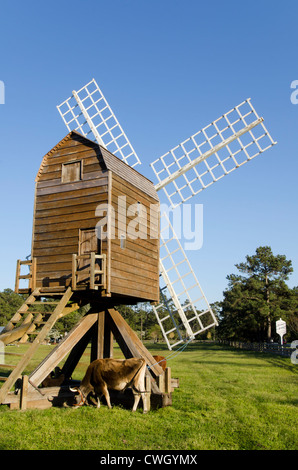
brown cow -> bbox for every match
[42,367,65,387]
[153,355,167,371]
[70,357,149,412]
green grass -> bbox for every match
[0,342,297,450]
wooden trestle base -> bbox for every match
[1,306,176,411]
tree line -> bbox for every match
[0,246,297,344]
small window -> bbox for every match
[62,161,82,183]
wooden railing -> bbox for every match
[15,258,37,294]
[72,253,106,291]
[15,254,107,293]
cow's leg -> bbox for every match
[96,395,101,408]
[132,391,141,412]
[100,383,112,409]
[94,379,112,409]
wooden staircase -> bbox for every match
[0,287,79,405]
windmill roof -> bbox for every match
[36,130,159,201]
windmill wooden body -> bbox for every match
[31,130,160,303]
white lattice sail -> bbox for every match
[152,213,218,349]
[151,98,277,207]
[57,78,141,168]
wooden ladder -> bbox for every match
[0,287,75,404]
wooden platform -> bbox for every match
[2,381,175,411]
[0,298,178,411]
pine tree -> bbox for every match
[219,246,295,341]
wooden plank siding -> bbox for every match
[109,173,160,302]
[32,134,109,291]
[32,131,160,303]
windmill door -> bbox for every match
[78,228,101,285]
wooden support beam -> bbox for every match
[165,367,171,394]
[60,324,96,380]
[91,311,104,362]
[15,259,21,293]
[20,375,28,411]
[90,252,95,290]
[91,311,113,362]
[29,311,98,388]
[107,308,163,378]
[143,375,151,413]
[157,373,164,393]
[30,258,37,290]
[72,254,77,290]
[0,324,34,345]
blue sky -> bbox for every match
[0,0,297,304]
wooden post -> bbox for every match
[91,311,104,361]
[143,374,151,413]
[165,367,171,394]
[102,311,113,359]
[72,254,77,290]
[90,252,95,290]
[102,254,107,290]
[107,308,163,377]
[31,258,37,290]
[157,373,165,393]
[20,375,28,410]
[91,310,114,362]
[15,259,21,293]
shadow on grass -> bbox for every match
[263,355,298,374]
[147,341,298,375]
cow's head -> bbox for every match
[69,386,86,407]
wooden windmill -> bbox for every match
[56,79,276,348]
[0,131,168,409]
[0,79,276,410]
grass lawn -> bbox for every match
[0,342,297,450]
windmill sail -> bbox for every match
[57,79,141,168]
[151,98,277,208]
[153,212,218,350]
